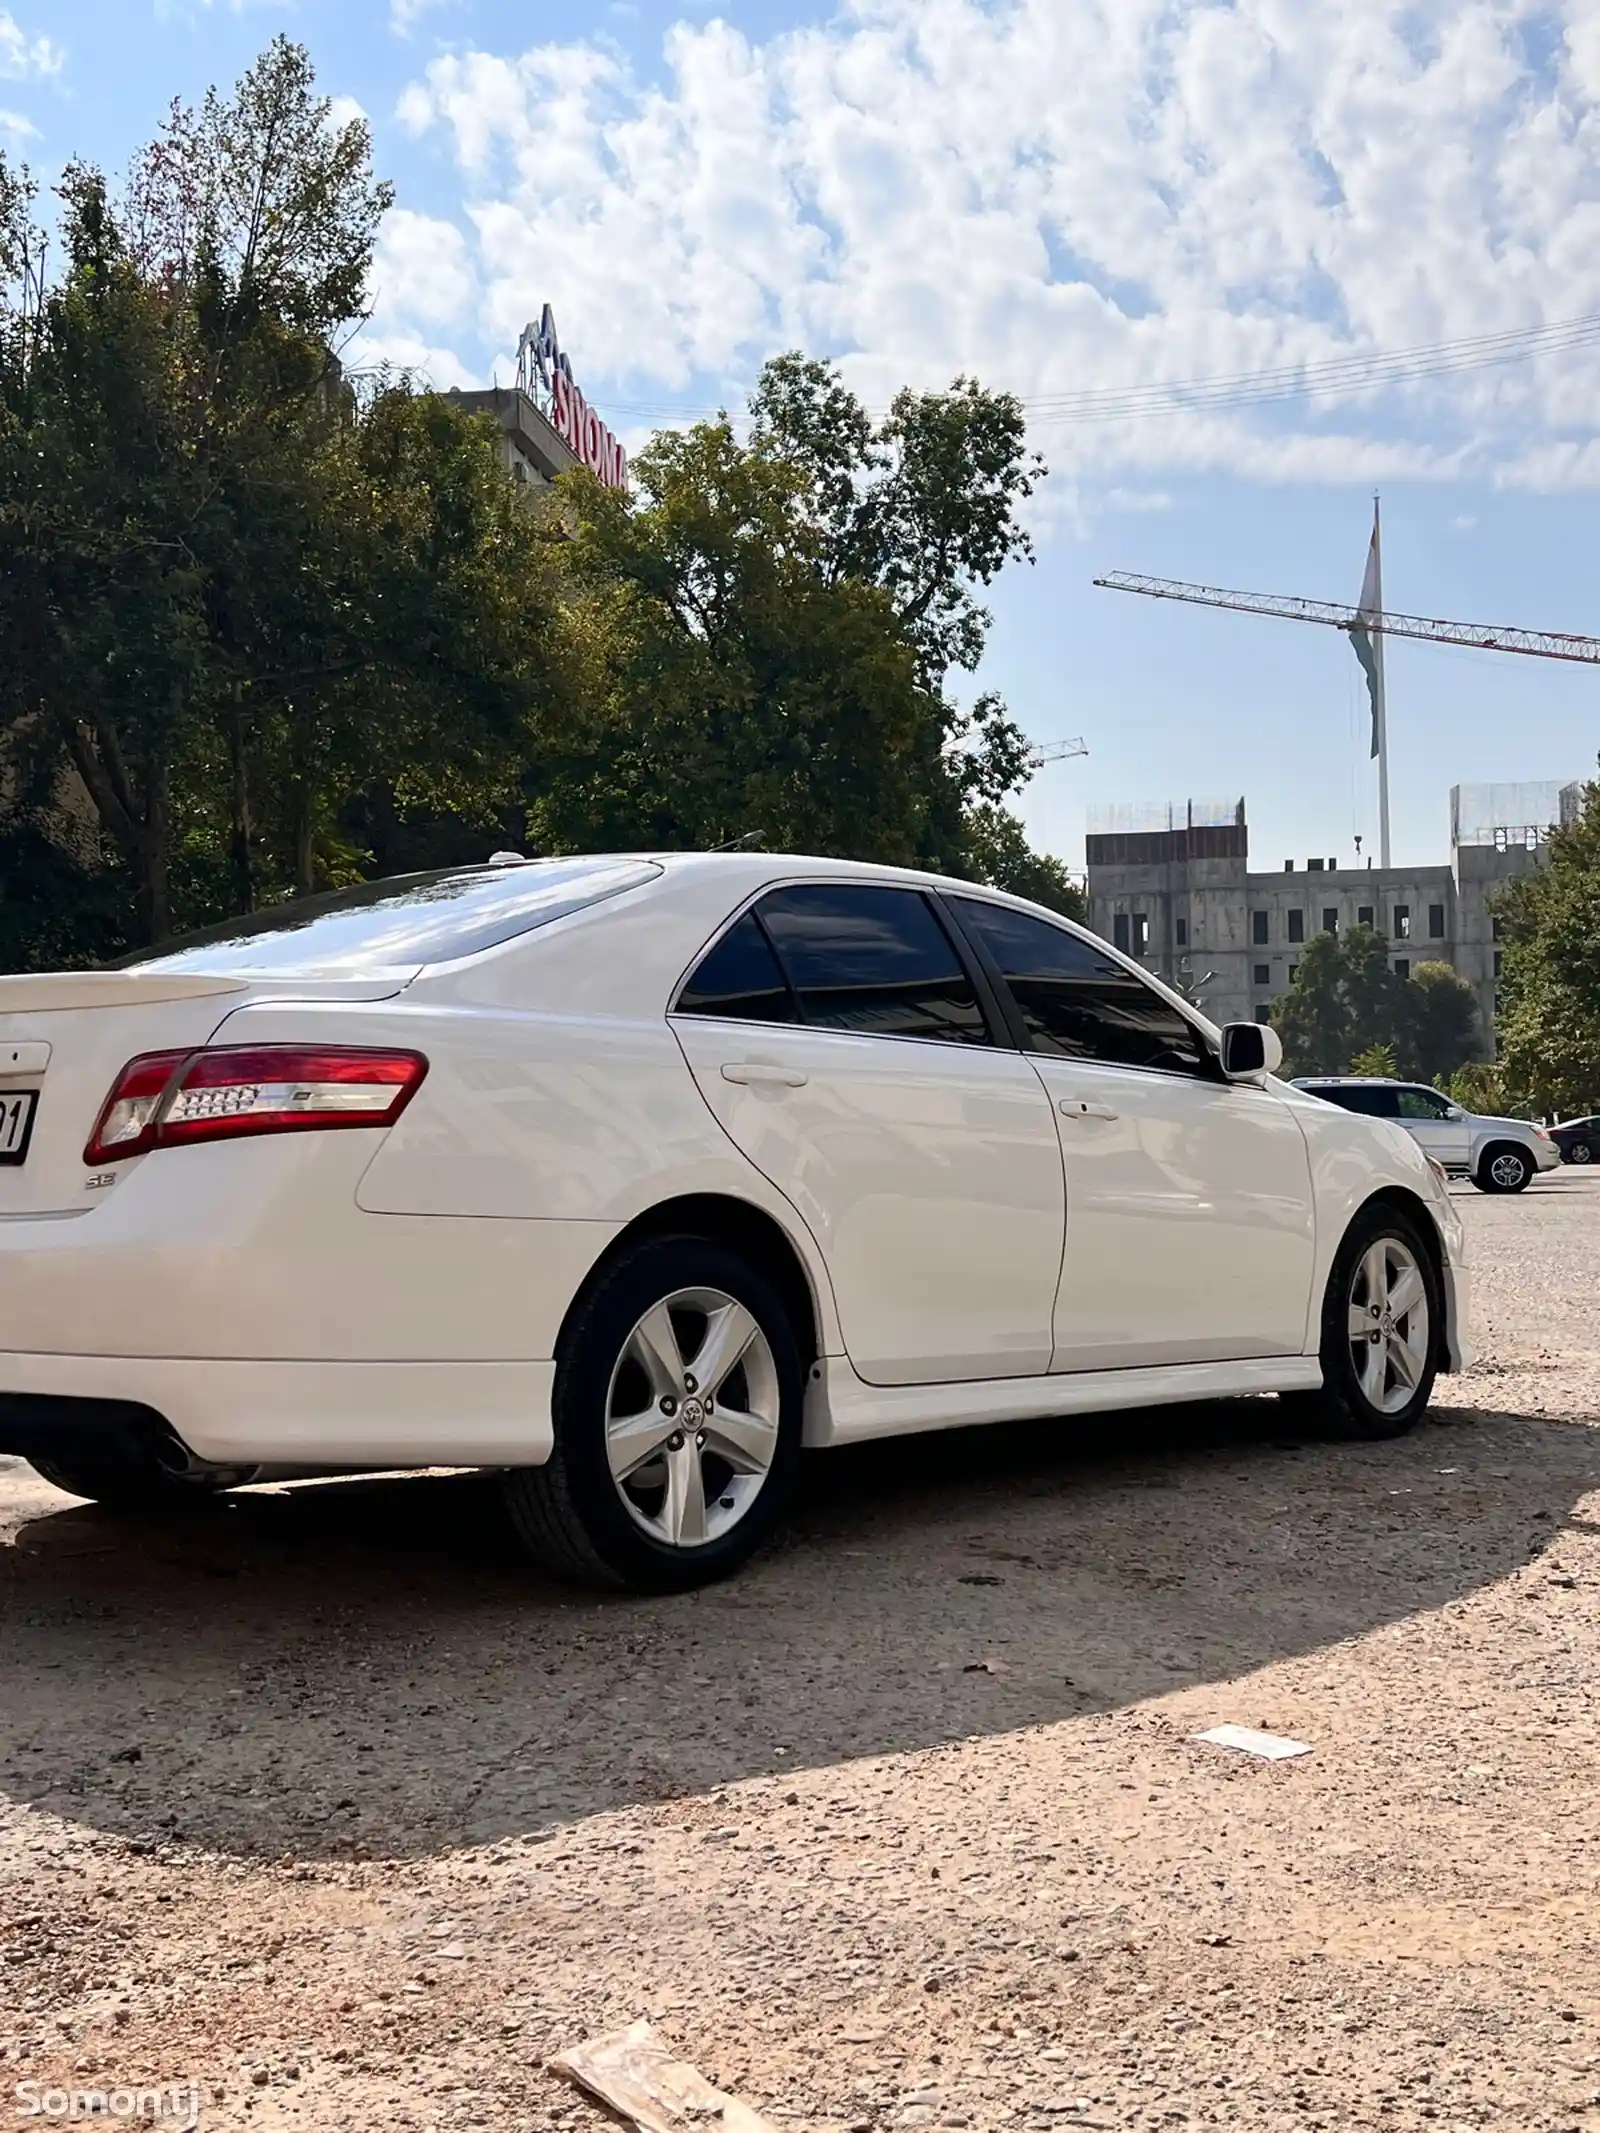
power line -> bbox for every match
[591,309,1600,429]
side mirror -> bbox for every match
[1219,1021,1283,1080]
[1445,1104,1465,1120]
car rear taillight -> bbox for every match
[84,1046,428,1166]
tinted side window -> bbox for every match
[1316,1086,1399,1117]
[756,886,991,1045]
[952,899,1207,1075]
[1395,1087,1450,1120]
[675,912,795,1023]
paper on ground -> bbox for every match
[551,2018,778,2133]
[1193,1723,1311,1761]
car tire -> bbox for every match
[1283,1202,1442,1442]
[28,1457,223,1512]
[1570,1142,1593,1165]
[1475,1143,1533,1193]
[503,1234,806,1592]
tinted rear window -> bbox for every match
[757,884,991,1045]
[1307,1084,1399,1117]
[675,912,796,1023]
[115,860,662,975]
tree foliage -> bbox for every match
[1495,773,1600,1116]
[1271,924,1481,1080]
[0,44,1071,969]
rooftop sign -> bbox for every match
[516,305,628,491]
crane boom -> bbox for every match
[1093,571,1600,667]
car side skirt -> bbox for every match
[804,1354,1325,1447]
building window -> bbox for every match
[1393,905,1411,940]
[1113,913,1130,953]
[1428,904,1446,939]
[1492,915,1504,942]
[1358,905,1374,927]
[1253,963,1271,986]
[1287,909,1305,944]
[1131,912,1149,956]
[1395,959,1410,979]
[1494,950,1502,977]
[1288,960,1298,977]
[1175,917,1188,948]
[1253,1006,1271,1024]
[1322,908,1338,934]
[1251,910,1269,945]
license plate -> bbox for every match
[0,1089,38,1165]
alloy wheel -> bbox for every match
[604,1286,781,1548]
[1572,1143,1593,1165]
[1346,1236,1431,1417]
[1489,1151,1529,1189]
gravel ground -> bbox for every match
[5,1172,1600,2132]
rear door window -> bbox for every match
[950,897,1208,1075]
[1315,1085,1399,1117]
[675,912,796,1024]
[755,885,993,1046]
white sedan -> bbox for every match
[0,854,1467,1589]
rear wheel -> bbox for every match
[503,1235,804,1591]
[29,1456,223,1512]
[1286,1203,1441,1441]
[1569,1141,1593,1165]
[1475,1143,1533,1193]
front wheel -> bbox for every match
[1475,1144,1533,1193]
[1287,1204,1441,1441]
[503,1235,805,1591]
[1569,1141,1593,1165]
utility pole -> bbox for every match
[1371,498,1392,869]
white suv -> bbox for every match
[1292,1077,1558,1193]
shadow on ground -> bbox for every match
[0,1395,1592,1860]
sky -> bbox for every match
[10,0,1600,874]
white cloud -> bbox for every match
[390,0,1600,488]
[390,0,456,38]
[327,95,370,134]
[343,329,481,394]
[0,104,38,143]
[369,208,477,328]
[0,9,61,80]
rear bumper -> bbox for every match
[0,1355,555,1470]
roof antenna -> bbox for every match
[711,830,764,852]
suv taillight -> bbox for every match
[84,1046,428,1166]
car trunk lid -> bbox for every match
[0,971,408,1216]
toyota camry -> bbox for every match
[0,853,1468,1589]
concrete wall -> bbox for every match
[1087,818,1547,1049]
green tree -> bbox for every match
[1272,923,1413,1076]
[1270,931,1347,1074]
[1450,1060,1506,1113]
[1350,1041,1397,1077]
[1496,774,1600,1116]
[1402,960,1480,1085]
[543,359,1065,888]
[0,41,564,957]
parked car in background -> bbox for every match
[0,854,1468,1590]
[1292,1077,1558,1193]
[1550,1115,1600,1165]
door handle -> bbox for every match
[1059,1096,1119,1122]
[721,1063,808,1089]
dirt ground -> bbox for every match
[5,1173,1600,2133]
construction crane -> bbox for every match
[1094,561,1600,868]
[1025,735,1089,770]
[1093,573,1600,668]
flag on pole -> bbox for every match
[1349,509,1383,760]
